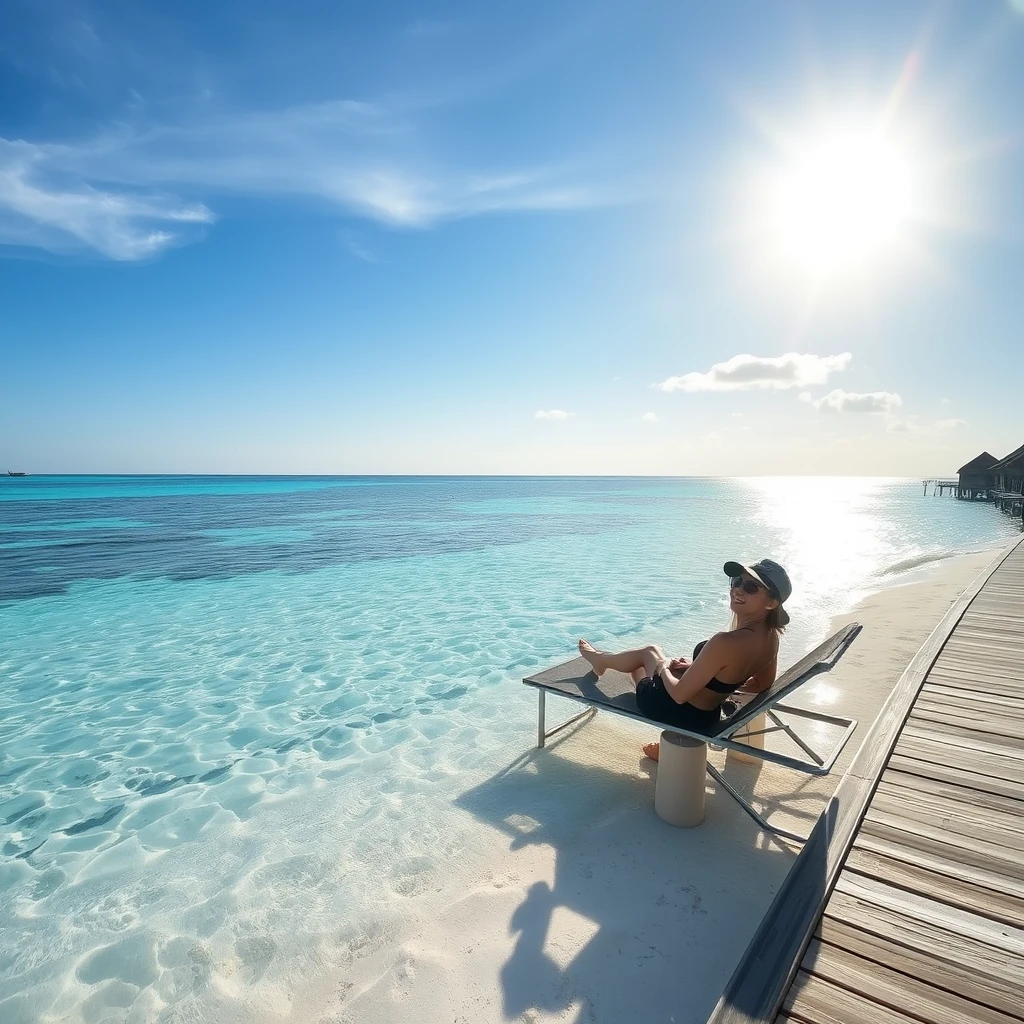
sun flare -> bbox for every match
[770,130,917,278]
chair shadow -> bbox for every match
[454,720,803,1024]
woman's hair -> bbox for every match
[728,605,787,635]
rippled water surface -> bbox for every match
[0,476,1017,1021]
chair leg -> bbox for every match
[705,764,808,844]
[537,691,596,749]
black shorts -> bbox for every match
[635,673,721,734]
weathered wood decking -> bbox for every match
[708,535,1024,1024]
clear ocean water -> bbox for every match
[0,475,1018,1022]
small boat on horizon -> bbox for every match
[7,470,27,476]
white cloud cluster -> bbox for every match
[656,352,851,393]
[535,409,573,420]
[813,389,903,415]
[641,412,657,422]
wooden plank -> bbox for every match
[888,752,1024,802]
[862,806,1024,884]
[929,650,1024,674]
[925,665,1024,693]
[937,643,1024,671]
[870,780,1024,850]
[943,636,1024,656]
[909,705,1024,747]
[880,768,1024,816]
[833,871,1024,956]
[800,936,1022,1024]
[937,603,1024,617]
[959,621,1024,636]
[783,971,930,1024]
[901,720,1024,759]
[936,643,1024,666]
[919,682,1024,710]
[894,732,1024,784]
[916,689,1024,721]
[941,615,1024,632]
[962,603,1024,618]
[856,818,1024,899]
[817,913,1024,1016]
[945,616,1024,634]
[915,691,1024,724]
[843,844,1024,928]
[945,628,1024,643]
[966,604,1024,619]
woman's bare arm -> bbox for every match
[657,634,731,705]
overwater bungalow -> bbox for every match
[990,442,1024,495]
[956,451,999,499]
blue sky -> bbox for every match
[2,0,1022,474]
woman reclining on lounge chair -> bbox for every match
[577,558,791,761]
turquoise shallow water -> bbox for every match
[0,476,1018,1021]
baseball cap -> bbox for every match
[723,558,792,626]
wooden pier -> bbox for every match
[708,533,1024,1024]
[921,478,959,497]
[923,471,1023,523]
[993,490,1024,517]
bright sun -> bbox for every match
[769,129,917,279]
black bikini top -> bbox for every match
[691,638,747,695]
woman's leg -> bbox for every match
[578,639,663,678]
[578,639,667,761]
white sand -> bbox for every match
[294,547,1000,1024]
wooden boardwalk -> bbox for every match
[709,535,1024,1024]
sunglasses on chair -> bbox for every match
[730,575,768,595]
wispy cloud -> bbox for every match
[656,352,851,393]
[535,409,574,420]
[813,389,902,414]
[342,232,382,264]
[889,415,968,434]
[403,19,460,38]
[641,412,657,422]
[0,139,213,259]
[0,96,600,260]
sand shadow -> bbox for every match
[454,720,802,1024]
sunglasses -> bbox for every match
[730,575,768,595]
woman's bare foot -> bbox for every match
[578,639,607,676]
[642,741,660,762]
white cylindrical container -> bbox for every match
[654,730,707,828]
[727,713,767,765]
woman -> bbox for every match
[577,558,791,761]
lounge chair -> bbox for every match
[522,623,862,842]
